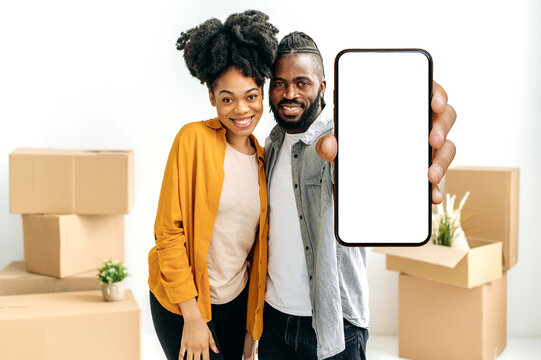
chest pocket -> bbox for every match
[304,166,325,216]
[306,172,323,186]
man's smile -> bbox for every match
[279,101,305,117]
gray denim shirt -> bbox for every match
[265,106,370,359]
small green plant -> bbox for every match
[432,213,457,247]
[431,192,470,248]
[97,259,129,284]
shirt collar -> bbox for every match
[298,105,333,145]
[205,118,223,130]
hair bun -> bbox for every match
[176,10,278,88]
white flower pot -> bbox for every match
[101,281,125,301]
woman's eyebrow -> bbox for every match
[218,88,259,95]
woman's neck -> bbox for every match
[225,133,255,155]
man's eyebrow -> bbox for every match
[218,88,259,95]
[272,76,311,82]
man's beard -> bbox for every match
[270,90,322,131]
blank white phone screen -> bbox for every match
[335,50,431,245]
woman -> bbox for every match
[148,10,278,360]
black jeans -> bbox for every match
[150,285,248,360]
[258,302,369,360]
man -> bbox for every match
[258,32,456,360]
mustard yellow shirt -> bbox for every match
[148,118,268,339]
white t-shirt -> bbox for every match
[266,132,312,316]
[207,143,260,304]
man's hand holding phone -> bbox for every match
[316,80,456,205]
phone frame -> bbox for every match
[333,48,433,247]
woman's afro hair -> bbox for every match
[176,10,279,89]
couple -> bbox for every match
[148,10,457,360]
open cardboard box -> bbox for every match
[399,273,507,360]
[9,148,134,214]
[0,261,100,296]
[0,289,141,360]
[373,237,502,288]
[445,166,519,271]
[23,214,124,278]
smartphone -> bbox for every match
[334,49,432,246]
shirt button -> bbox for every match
[293,154,298,158]
[299,215,303,220]
[305,246,309,250]
[294,184,298,188]
[261,207,266,213]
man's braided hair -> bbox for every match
[274,31,326,107]
[176,10,279,90]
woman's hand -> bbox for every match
[243,332,258,360]
[178,298,219,360]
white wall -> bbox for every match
[1,0,539,337]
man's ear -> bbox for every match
[320,80,327,98]
[209,89,216,107]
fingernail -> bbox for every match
[216,347,220,354]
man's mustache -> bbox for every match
[278,100,305,108]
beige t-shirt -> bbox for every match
[207,142,260,304]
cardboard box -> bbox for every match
[445,167,519,271]
[0,261,100,296]
[0,289,141,360]
[373,238,502,288]
[23,214,124,278]
[10,148,134,214]
[399,273,506,360]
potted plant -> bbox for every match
[97,259,128,301]
[432,192,470,250]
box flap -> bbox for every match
[373,242,468,268]
[445,166,519,271]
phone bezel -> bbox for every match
[333,48,433,247]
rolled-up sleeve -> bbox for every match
[153,132,198,305]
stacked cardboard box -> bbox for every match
[374,166,519,360]
[2,148,139,359]
[0,261,99,296]
[9,148,134,277]
[0,290,141,360]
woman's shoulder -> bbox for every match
[178,119,216,134]
[174,119,221,143]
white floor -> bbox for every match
[143,332,541,359]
